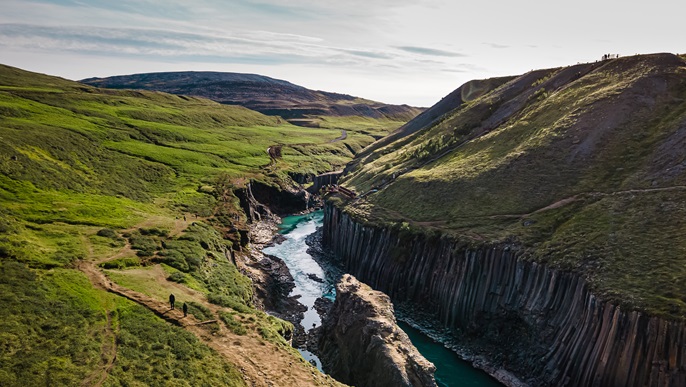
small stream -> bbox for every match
[263,210,501,386]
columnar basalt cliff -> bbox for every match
[323,204,686,386]
[318,274,437,387]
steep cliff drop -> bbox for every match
[318,274,437,387]
[323,204,686,387]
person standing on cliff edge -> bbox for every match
[183,302,188,317]
[169,294,175,309]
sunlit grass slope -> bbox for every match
[338,53,686,319]
[0,63,357,386]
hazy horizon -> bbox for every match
[1,0,683,107]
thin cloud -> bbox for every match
[396,46,467,57]
[0,23,417,70]
[441,63,489,73]
[0,23,343,64]
[339,49,394,60]
[483,42,510,49]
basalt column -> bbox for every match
[322,203,686,386]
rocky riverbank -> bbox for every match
[234,220,307,346]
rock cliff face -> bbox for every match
[323,204,686,386]
[318,274,437,387]
[308,171,344,194]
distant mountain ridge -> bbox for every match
[81,71,423,125]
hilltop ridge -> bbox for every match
[81,71,423,127]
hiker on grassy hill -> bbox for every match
[183,302,188,317]
[169,293,175,309]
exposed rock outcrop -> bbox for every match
[308,170,344,194]
[323,204,686,387]
[248,180,316,216]
[232,181,317,346]
[235,182,277,224]
[235,179,317,222]
[318,274,437,387]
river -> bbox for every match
[263,210,501,387]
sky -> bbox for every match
[0,0,683,107]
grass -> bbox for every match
[0,262,110,386]
[316,115,407,134]
[337,53,686,319]
[218,310,294,348]
[104,298,245,387]
[220,311,248,335]
[0,63,386,274]
[160,263,208,293]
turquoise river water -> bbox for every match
[263,210,501,387]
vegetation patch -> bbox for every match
[0,262,108,386]
[219,311,248,335]
[104,299,244,387]
[186,301,214,321]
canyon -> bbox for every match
[320,54,686,386]
[4,52,686,386]
[322,203,686,386]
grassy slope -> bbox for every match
[339,53,686,319]
[81,72,423,161]
[0,64,381,385]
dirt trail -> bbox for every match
[328,130,347,143]
[488,185,686,220]
[78,238,118,387]
[77,258,118,387]
[78,220,340,387]
[80,309,117,387]
[363,185,686,227]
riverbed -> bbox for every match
[262,211,330,369]
[263,210,501,386]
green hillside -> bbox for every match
[337,53,686,319]
[0,64,357,386]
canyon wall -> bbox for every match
[308,171,344,194]
[318,274,437,387]
[323,204,686,386]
